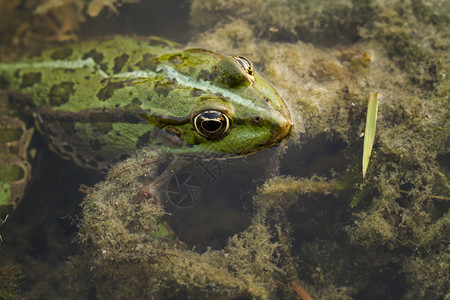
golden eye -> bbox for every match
[233,56,254,76]
[193,110,231,140]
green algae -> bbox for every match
[74,147,299,299]
[416,209,450,249]
[402,245,450,299]
[0,263,23,299]
[186,0,449,298]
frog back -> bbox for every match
[0,37,187,170]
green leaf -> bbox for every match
[362,93,379,179]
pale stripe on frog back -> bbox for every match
[0,58,96,70]
[113,65,269,115]
[1,57,268,115]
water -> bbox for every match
[0,0,448,299]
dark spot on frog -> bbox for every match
[50,47,73,60]
[83,49,104,64]
[190,88,205,97]
[197,69,215,82]
[88,160,99,168]
[159,127,183,148]
[168,54,182,65]
[100,63,108,72]
[122,98,144,124]
[20,72,41,88]
[136,131,152,148]
[90,139,103,151]
[0,75,10,89]
[130,98,142,106]
[136,53,157,71]
[55,116,75,134]
[97,81,124,101]
[60,118,75,135]
[49,82,75,106]
[84,76,90,80]
[154,79,177,97]
[190,135,203,146]
[113,53,130,74]
[63,145,73,153]
[89,112,114,134]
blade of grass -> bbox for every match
[362,93,379,179]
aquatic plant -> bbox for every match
[362,92,379,179]
[0,263,23,299]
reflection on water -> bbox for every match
[79,0,193,44]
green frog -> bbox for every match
[0,36,292,209]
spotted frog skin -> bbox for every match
[0,36,292,207]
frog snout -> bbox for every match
[275,113,292,140]
[265,109,292,144]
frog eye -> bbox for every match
[193,110,231,139]
[233,56,254,76]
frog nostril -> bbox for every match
[252,116,262,125]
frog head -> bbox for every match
[141,50,292,156]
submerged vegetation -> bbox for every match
[0,263,22,299]
[73,148,300,298]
